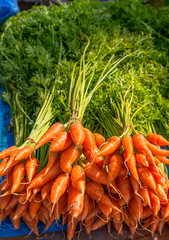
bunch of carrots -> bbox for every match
[0,120,169,239]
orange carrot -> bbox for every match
[44,213,55,231]
[35,122,65,150]
[86,182,104,201]
[25,157,39,183]
[163,200,169,219]
[0,195,11,210]
[62,206,68,226]
[123,151,138,181]
[32,186,41,196]
[9,211,20,230]
[60,144,82,173]
[122,208,130,226]
[83,146,104,169]
[97,136,121,156]
[42,151,59,176]
[149,191,160,216]
[0,146,18,159]
[68,185,84,218]
[38,210,46,225]
[94,133,105,148]
[129,217,137,235]
[0,158,9,176]
[11,163,25,193]
[122,135,134,162]
[0,210,7,224]
[138,184,151,207]
[147,133,169,146]
[41,180,54,200]
[151,171,166,186]
[130,175,139,195]
[85,215,95,235]
[67,215,78,240]
[91,213,109,230]
[2,148,19,172]
[29,193,42,219]
[146,141,169,157]
[100,194,121,212]
[69,122,85,146]
[85,162,108,185]
[22,210,39,236]
[1,170,13,191]
[108,153,123,183]
[3,147,32,173]
[141,206,153,219]
[5,195,18,212]
[98,201,112,217]
[40,205,50,221]
[82,128,96,150]
[133,134,156,167]
[110,208,121,222]
[158,219,165,235]
[42,198,52,213]
[80,194,90,221]
[156,155,169,164]
[13,201,29,220]
[71,165,85,194]
[149,165,168,179]
[54,192,67,220]
[120,165,128,176]
[151,215,160,236]
[50,173,70,205]
[137,167,156,191]
[113,220,123,235]
[118,175,131,204]
[156,184,168,201]
[135,152,149,167]
[50,131,72,152]
[29,160,62,189]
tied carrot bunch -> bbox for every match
[0,121,169,239]
[0,40,142,239]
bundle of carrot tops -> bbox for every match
[0,119,169,239]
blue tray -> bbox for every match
[0,0,19,24]
[0,88,66,237]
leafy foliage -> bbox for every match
[0,0,168,142]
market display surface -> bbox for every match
[0,0,169,239]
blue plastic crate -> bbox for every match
[0,0,19,24]
[0,88,67,237]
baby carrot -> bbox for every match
[85,162,108,185]
[97,136,121,156]
[69,122,85,146]
[83,128,95,150]
[108,153,123,183]
[0,146,18,160]
[29,194,42,219]
[11,163,25,193]
[50,173,70,205]
[94,133,105,148]
[147,133,169,146]
[50,131,72,152]
[35,122,65,150]
[60,144,82,173]
[25,157,40,183]
[29,160,62,189]
[68,185,84,219]
[71,165,86,194]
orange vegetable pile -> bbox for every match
[0,121,169,239]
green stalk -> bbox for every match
[69,38,132,123]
